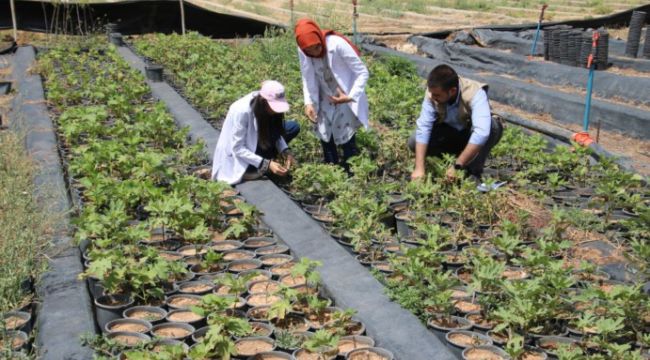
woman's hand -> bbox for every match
[304,104,317,124]
[269,161,288,176]
[329,88,353,105]
[284,153,296,170]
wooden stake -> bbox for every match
[179,0,186,35]
[10,0,18,40]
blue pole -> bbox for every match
[530,22,542,57]
[529,5,547,58]
[583,66,595,131]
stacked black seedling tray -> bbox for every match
[625,11,646,58]
[567,30,582,67]
[596,29,609,70]
[578,33,592,69]
[543,29,551,60]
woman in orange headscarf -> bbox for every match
[295,18,369,172]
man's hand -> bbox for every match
[411,167,425,181]
[304,104,317,124]
[328,88,353,105]
[445,166,457,182]
[269,161,288,176]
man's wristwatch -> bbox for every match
[454,163,464,170]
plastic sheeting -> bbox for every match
[410,36,650,107]
[0,0,273,37]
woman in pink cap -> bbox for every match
[211,80,300,184]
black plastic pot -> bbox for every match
[145,64,163,82]
[165,309,206,328]
[247,351,295,360]
[294,347,337,360]
[537,335,579,358]
[122,305,167,324]
[1,330,28,351]
[259,254,294,268]
[243,237,278,250]
[106,331,150,348]
[336,335,375,357]
[228,259,263,273]
[94,294,134,331]
[445,330,493,349]
[2,311,32,334]
[176,280,215,295]
[256,244,291,256]
[164,294,203,310]
[0,81,12,95]
[210,240,244,252]
[223,249,257,262]
[428,314,473,333]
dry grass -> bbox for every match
[0,129,53,313]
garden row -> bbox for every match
[0,50,46,358]
[131,31,650,360]
[37,38,390,360]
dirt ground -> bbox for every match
[491,101,650,176]
[188,0,647,34]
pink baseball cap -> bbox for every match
[260,80,290,113]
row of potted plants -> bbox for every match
[129,31,648,360]
[37,38,392,360]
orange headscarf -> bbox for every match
[295,18,360,58]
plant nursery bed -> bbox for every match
[129,30,649,360]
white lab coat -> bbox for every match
[211,92,288,185]
[298,35,370,128]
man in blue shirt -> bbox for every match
[408,65,503,182]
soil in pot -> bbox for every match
[235,338,275,356]
[337,336,374,356]
[179,281,214,295]
[294,348,336,360]
[346,347,393,360]
[108,321,150,333]
[210,241,243,252]
[463,346,507,360]
[152,325,193,339]
[167,310,204,323]
[454,300,482,314]
[428,314,472,332]
[261,255,294,267]
[244,237,277,249]
[124,307,166,323]
[247,294,282,307]
[229,260,262,272]
[159,251,183,261]
[447,331,491,348]
[270,262,297,277]
[517,348,547,360]
[250,322,274,337]
[280,274,306,287]
[249,352,294,360]
[224,250,256,261]
[108,332,150,347]
[166,295,202,309]
[466,313,496,331]
[502,267,529,280]
[0,332,27,350]
[3,313,29,331]
[272,315,310,333]
[249,280,281,294]
[257,245,290,256]
[178,246,207,257]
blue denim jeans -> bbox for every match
[320,134,359,173]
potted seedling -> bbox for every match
[294,329,339,360]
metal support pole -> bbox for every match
[352,0,359,45]
[10,0,18,40]
[179,0,186,35]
